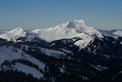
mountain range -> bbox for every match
[0,19,122,82]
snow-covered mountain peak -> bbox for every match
[61,19,100,35]
[110,29,122,37]
[14,27,23,30]
[60,19,87,29]
[74,19,86,25]
[0,27,27,41]
[31,19,103,41]
[8,27,25,34]
[64,21,75,28]
[66,19,103,38]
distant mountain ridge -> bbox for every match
[0,19,121,42]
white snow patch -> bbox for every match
[74,35,94,49]
[59,65,66,73]
[59,67,64,73]
[61,49,73,54]
[89,64,108,71]
[40,48,66,58]
[13,63,43,79]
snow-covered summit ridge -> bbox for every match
[8,27,26,35]
[63,19,86,28]
[31,19,103,41]
[0,27,26,41]
[0,19,121,42]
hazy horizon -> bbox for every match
[0,0,122,30]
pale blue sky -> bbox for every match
[0,0,122,30]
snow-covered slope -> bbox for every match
[0,27,26,41]
[31,19,103,41]
[74,35,94,49]
[13,63,43,79]
[111,29,122,37]
[40,48,66,58]
[0,45,45,79]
